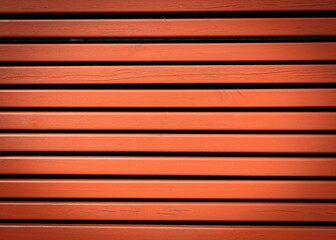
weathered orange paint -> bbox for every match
[0,134,335,153]
[1,65,335,84]
[1,112,336,130]
[1,2,335,236]
[1,89,336,108]
[1,202,335,221]
[0,180,335,199]
[2,0,336,13]
[1,18,335,37]
[1,156,335,176]
[0,43,335,62]
[1,225,336,240]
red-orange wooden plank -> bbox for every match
[1,65,336,85]
[2,0,336,13]
[0,43,335,62]
[1,202,335,221]
[1,225,336,240]
[0,180,335,199]
[1,156,336,176]
[0,134,335,153]
[0,64,336,84]
[1,89,336,108]
[1,112,336,130]
[4,225,336,240]
[1,18,336,37]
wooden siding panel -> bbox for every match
[0,180,335,199]
[0,43,335,62]
[1,65,335,84]
[1,18,336,37]
[1,156,335,176]
[1,89,336,108]
[0,134,335,153]
[1,202,335,221]
[2,0,336,13]
[1,112,336,130]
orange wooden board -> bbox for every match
[1,89,336,108]
[2,0,336,13]
[0,134,335,153]
[1,112,336,130]
[1,225,336,240]
[0,180,335,199]
[1,65,335,84]
[0,43,335,62]
[1,202,335,221]
[1,18,336,37]
[1,156,335,176]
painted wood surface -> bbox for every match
[1,112,336,130]
[2,0,336,13]
[1,202,335,221]
[1,225,336,240]
[0,43,335,62]
[0,180,335,199]
[1,156,335,176]
[1,89,335,108]
[1,65,335,84]
[1,18,335,37]
[0,134,335,153]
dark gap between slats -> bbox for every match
[0,11,336,19]
[2,83,336,89]
[1,198,335,203]
[1,61,336,66]
[0,175,335,181]
[0,220,334,226]
[0,37,335,43]
[1,152,335,157]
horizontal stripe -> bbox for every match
[2,0,336,13]
[1,225,336,240]
[1,89,335,107]
[1,18,335,37]
[1,156,335,176]
[0,180,335,199]
[1,202,335,221]
[0,134,335,153]
[0,43,335,62]
[1,112,336,130]
[1,65,336,84]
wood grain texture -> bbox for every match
[0,180,335,199]
[1,112,336,130]
[1,202,335,221]
[0,134,335,153]
[1,156,335,176]
[1,225,336,240]
[1,65,336,85]
[1,18,336,37]
[1,43,335,62]
[1,89,336,108]
[2,0,336,13]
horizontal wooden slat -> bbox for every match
[1,43,335,62]
[1,112,336,130]
[1,65,336,84]
[1,202,335,221]
[2,0,336,13]
[1,89,336,108]
[0,134,335,153]
[1,156,336,176]
[1,225,336,240]
[1,18,336,37]
[0,180,335,199]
